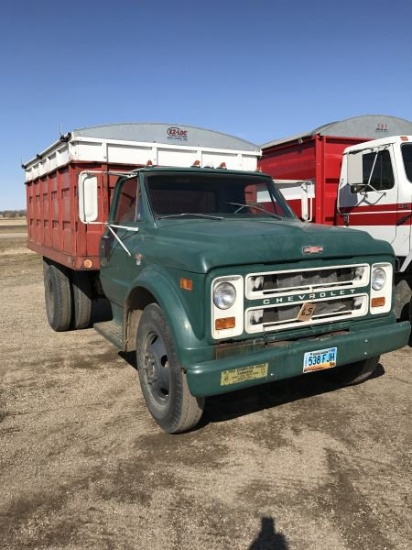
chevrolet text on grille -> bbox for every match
[266,288,358,304]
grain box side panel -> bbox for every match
[260,137,317,219]
[260,135,365,224]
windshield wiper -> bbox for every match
[157,213,224,221]
[227,202,284,220]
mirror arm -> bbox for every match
[107,225,131,256]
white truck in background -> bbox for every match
[260,115,412,322]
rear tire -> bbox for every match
[136,304,204,433]
[72,271,93,329]
[322,356,379,386]
[44,264,73,332]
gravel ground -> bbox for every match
[1,232,411,550]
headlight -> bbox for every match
[371,267,386,291]
[213,282,236,310]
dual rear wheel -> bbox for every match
[44,262,93,331]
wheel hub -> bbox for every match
[144,352,158,384]
[142,332,170,404]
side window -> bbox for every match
[362,150,394,190]
[401,144,412,183]
[113,177,141,223]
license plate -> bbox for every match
[303,347,337,373]
[221,363,268,386]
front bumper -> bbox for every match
[186,320,411,397]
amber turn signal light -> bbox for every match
[371,297,386,308]
[215,317,236,330]
[180,278,193,291]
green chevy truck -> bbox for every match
[24,124,411,433]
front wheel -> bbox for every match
[136,304,204,433]
[322,356,380,386]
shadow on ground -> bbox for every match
[119,350,385,430]
[200,363,384,427]
[248,517,289,550]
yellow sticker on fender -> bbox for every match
[220,363,269,386]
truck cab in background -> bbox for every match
[338,136,412,321]
[337,136,412,266]
[260,115,412,322]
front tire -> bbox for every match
[44,264,73,332]
[322,356,379,386]
[136,304,204,433]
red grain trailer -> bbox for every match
[259,115,412,225]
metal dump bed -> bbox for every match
[24,123,261,270]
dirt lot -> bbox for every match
[1,228,411,550]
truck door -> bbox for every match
[398,142,412,261]
[99,175,143,307]
[337,146,399,246]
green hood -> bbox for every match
[143,218,393,273]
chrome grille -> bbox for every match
[245,264,370,334]
[246,264,369,299]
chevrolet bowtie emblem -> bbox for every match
[303,245,324,254]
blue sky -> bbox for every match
[1,0,411,209]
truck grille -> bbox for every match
[245,264,369,333]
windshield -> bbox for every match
[401,143,412,183]
[145,172,295,220]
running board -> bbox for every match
[94,319,123,349]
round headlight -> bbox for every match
[372,267,386,291]
[213,282,236,310]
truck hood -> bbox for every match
[144,218,393,273]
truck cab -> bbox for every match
[337,136,412,321]
[337,136,412,269]
[79,164,410,433]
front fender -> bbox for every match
[127,266,213,366]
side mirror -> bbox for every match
[346,152,363,189]
[78,172,98,223]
